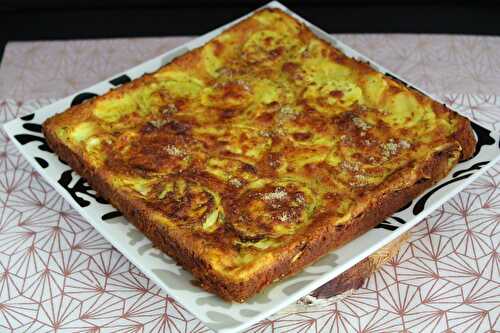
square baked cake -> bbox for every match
[43,8,476,301]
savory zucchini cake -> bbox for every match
[43,8,476,301]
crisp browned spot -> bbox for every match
[292,132,312,141]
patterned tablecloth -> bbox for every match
[0,34,499,332]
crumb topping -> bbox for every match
[340,160,360,172]
[258,130,275,138]
[352,117,371,131]
[149,119,167,128]
[349,174,370,187]
[399,139,411,149]
[164,145,186,157]
[381,140,399,158]
[278,106,299,123]
[161,104,177,115]
[295,193,305,204]
[277,212,290,222]
[262,187,288,201]
[381,138,411,159]
[229,178,243,188]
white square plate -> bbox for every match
[4,2,500,332]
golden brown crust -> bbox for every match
[43,121,474,301]
[42,7,478,302]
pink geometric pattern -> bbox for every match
[0,35,499,332]
[0,38,192,101]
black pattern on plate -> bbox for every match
[70,92,98,107]
[58,170,109,208]
[413,174,472,215]
[34,157,49,168]
[375,200,412,231]
[109,74,132,86]
[453,161,490,178]
[376,216,406,231]
[20,113,35,121]
[102,211,123,220]
[14,118,53,153]
[412,122,496,215]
